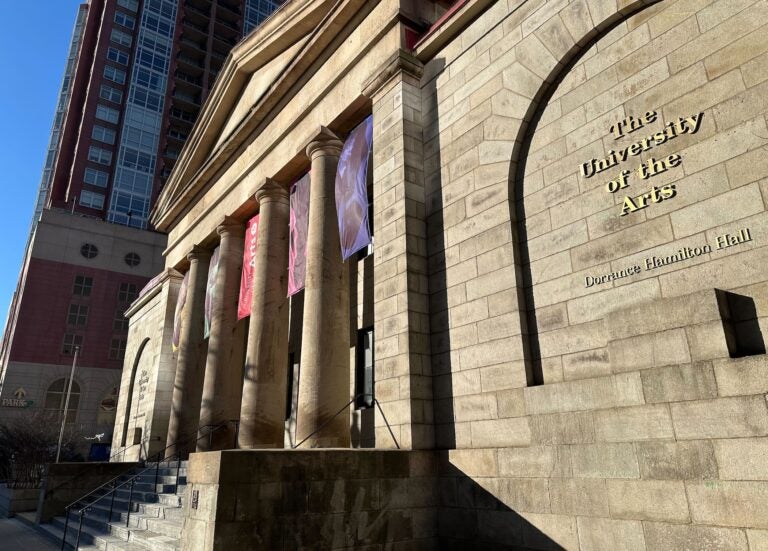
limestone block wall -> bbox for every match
[181,449,438,550]
[423,0,768,447]
[436,286,768,549]
[112,272,182,460]
[417,0,768,547]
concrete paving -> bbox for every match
[0,517,59,550]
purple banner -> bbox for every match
[139,271,165,299]
[335,115,373,260]
[172,271,189,352]
[204,246,220,338]
[288,174,310,296]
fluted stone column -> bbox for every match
[166,246,211,458]
[296,128,351,448]
[238,180,291,448]
[196,217,245,452]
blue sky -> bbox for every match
[0,1,84,326]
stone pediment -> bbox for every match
[152,0,371,231]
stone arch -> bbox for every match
[506,0,662,384]
[119,337,150,449]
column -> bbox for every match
[362,50,434,448]
[238,179,291,448]
[166,247,211,458]
[196,217,245,452]
[295,127,351,448]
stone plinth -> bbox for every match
[180,449,438,550]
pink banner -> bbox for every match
[336,115,373,260]
[204,246,220,339]
[172,271,189,351]
[288,173,310,296]
[238,215,260,320]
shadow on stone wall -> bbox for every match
[181,449,562,550]
[717,290,766,357]
[438,452,565,550]
[424,57,459,451]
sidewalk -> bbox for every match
[0,517,58,550]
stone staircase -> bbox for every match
[38,462,187,551]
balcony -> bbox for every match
[180,36,206,53]
[175,71,202,87]
[177,53,205,74]
[172,90,201,107]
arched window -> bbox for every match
[44,379,81,423]
[97,386,119,426]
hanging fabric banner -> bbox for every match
[139,271,165,299]
[335,115,373,260]
[237,215,260,320]
[172,271,189,351]
[288,173,311,296]
[204,246,220,338]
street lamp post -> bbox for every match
[56,346,80,463]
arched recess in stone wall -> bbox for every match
[119,337,150,449]
[507,0,664,384]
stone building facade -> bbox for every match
[113,0,768,548]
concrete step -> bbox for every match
[39,518,128,551]
[54,506,182,539]
[48,510,182,551]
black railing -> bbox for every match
[292,394,399,449]
[59,420,237,550]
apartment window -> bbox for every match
[116,0,139,12]
[114,12,135,29]
[124,252,141,267]
[118,283,138,303]
[95,104,120,124]
[88,146,112,166]
[67,304,89,327]
[104,65,126,85]
[80,190,106,210]
[44,378,80,423]
[73,275,93,297]
[109,338,127,361]
[92,125,116,145]
[110,29,133,47]
[107,47,129,66]
[99,84,123,104]
[81,243,99,259]
[113,311,129,332]
[84,168,109,188]
[62,334,83,355]
[355,328,374,409]
[121,148,154,173]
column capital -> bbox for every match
[254,178,289,205]
[187,245,212,263]
[362,49,424,100]
[304,126,343,160]
[216,216,245,238]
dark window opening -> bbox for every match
[73,275,93,297]
[355,327,374,409]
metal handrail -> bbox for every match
[292,394,400,450]
[59,420,237,550]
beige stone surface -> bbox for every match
[642,522,749,551]
[636,440,718,480]
[687,481,768,528]
[671,396,768,440]
[129,0,768,546]
[577,516,646,551]
[714,438,768,481]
